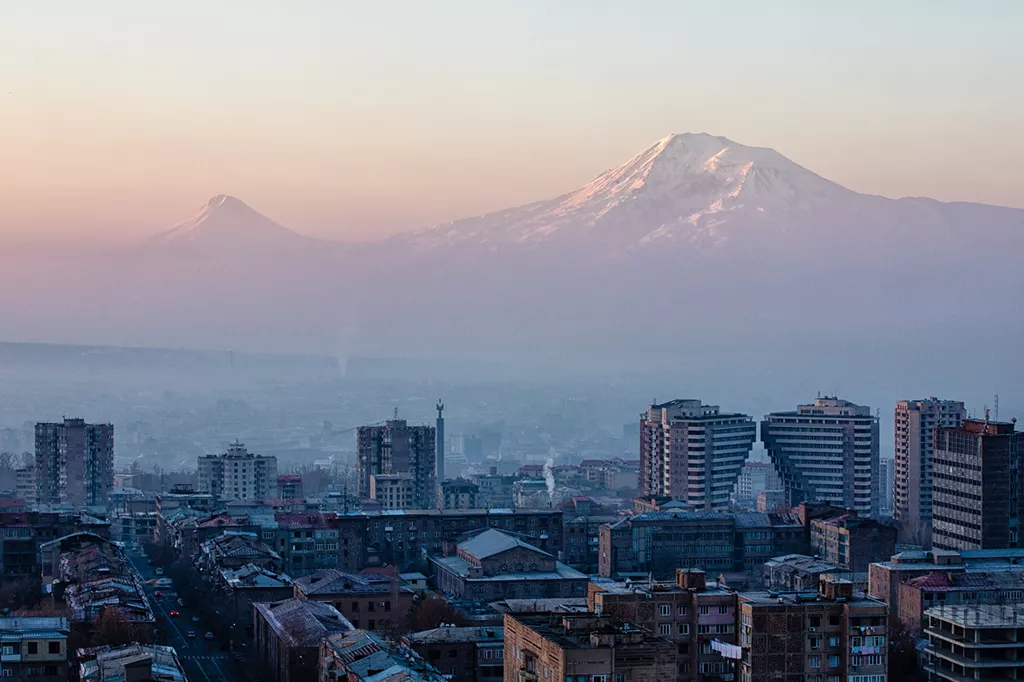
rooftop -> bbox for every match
[433,555,585,582]
[294,569,392,596]
[254,598,353,647]
[489,598,589,614]
[79,643,186,682]
[508,613,661,649]
[926,603,1024,628]
[459,528,551,560]
[0,617,69,636]
[404,626,504,645]
[739,590,884,608]
[221,563,293,589]
[323,630,447,682]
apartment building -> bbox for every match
[503,612,677,682]
[357,419,437,509]
[0,617,69,682]
[922,603,1024,682]
[931,418,1024,551]
[893,399,965,545]
[589,569,737,681]
[640,399,756,510]
[35,418,114,507]
[809,513,897,572]
[762,397,880,517]
[738,578,888,682]
[197,441,278,502]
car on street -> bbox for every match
[204,632,215,641]
[155,568,164,576]
[192,616,201,623]
[187,631,196,639]
[178,599,185,606]
[169,610,180,617]
[154,591,163,598]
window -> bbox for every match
[678,623,689,635]
[677,605,688,616]
[698,625,710,635]
[809,655,821,667]
[592,676,607,682]
[699,605,709,615]
[615,675,625,682]
[659,624,671,635]
[827,636,839,647]
[828,655,840,668]
[368,620,375,630]
[48,641,60,654]
[718,604,729,614]
[27,642,37,655]
[660,604,671,616]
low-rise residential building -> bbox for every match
[253,598,353,682]
[78,643,187,682]
[589,569,737,681]
[738,578,888,682]
[431,529,587,602]
[867,547,1024,620]
[319,629,447,682]
[442,479,480,510]
[562,513,619,573]
[503,612,677,682]
[277,474,302,500]
[472,473,515,509]
[216,563,294,641]
[0,511,109,578]
[599,511,806,580]
[810,513,897,572]
[109,510,158,548]
[403,626,504,682]
[922,603,1024,682]
[897,569,1024,633]
[762,554,843,592]
[292,569,413,632]
[196,530,282,573]
[42,533,154,641]
[0,617,69,681]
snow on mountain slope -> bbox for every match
[394,133,871,254]
[149,195,331,253]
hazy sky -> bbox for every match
[2,1,1022,244]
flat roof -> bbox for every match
[926,603,1024,628]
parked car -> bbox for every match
[154,591,163,598]
[178,598,185,606]
[170,611,180,617]
[155,568,164,576]
[192,616,201,623]
[204,632,215,641]
[187,631,196,639]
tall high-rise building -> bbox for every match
[639,399,756,510]
[16,466,37,508]
[893,398,965,545]
[356,419,436,509]
[762,397,880,517]
[34,418,114,508]
[197,441,277,502]
[932,417,1024,551]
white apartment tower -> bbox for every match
[197,441,278,502]
[893,398,966,545]
[761,397,880,517]
[640,399,756,510]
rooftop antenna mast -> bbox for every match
[995,393,1000,422]
[393,406,399,420]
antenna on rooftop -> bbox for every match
[393,406,399,420]
[995,393,1000,422]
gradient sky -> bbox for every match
[2,1,1022,244]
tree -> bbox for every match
[404,593,467,634]
[92,610,149,647]
[889,620,926,682]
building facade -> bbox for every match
[589,570,737,681]
[0,617,69,681]
[762,397,880,517]
[923,603,1024,682]
[809,513,898,572]
[931,417,1024,551]
[598,511,806,580]
[357,419,437,509]
[734,461,781,510]
[197,441,278,502]
[893,399,965,545]
[504,612,677,682]
[738,578,888,682]
[640,400,756,510]
[442,479,480,510]
[369,473,414,510]
[35,418,114,507]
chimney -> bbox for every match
[819,576,853,601]
[676,569,706,591]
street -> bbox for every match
[128,551,251,682]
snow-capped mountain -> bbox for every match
[394,133,874,254]
[149,194,335,253]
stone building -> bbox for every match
[809,512,897,572]
[292,569,413,632]
[589,569,737,680]
[430,529,587,602]
[403,626,504,682]
[503,612,677,682]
